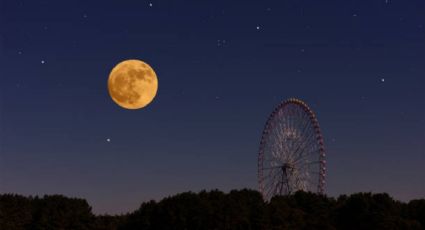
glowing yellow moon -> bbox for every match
[108,59,158,109]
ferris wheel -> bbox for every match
[258,98,326,200]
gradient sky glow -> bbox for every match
[1,0,424,214]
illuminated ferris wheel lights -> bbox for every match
[258,98,326,199]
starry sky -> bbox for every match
[0,0,424,214]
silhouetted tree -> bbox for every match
[94,215,126,230]
[334,192,422,230]
[407,199,425,227]
[30,195,94,230]
[1,190,424,230]
[0,194,33,230]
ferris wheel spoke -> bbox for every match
[263,159,280,167]
[279,130,293,158]
[300,132,318,151]
[288,128,313,159]
[304,171,321,175]
[292,171,315,183]
[263,166,281,182]
[296,173,319,185]
[293,165,319,176]
[264,152,284,165]
[265,171,289,194]
[266,182,280,197]
[266,182,280,199]
[298,114,314,139]
[298,125,316,147]
[295,137,315,157]
[292,137,319,161]
[297,112,316,141]
[262,166,283,170]
[292,150,320,164]
[292,156,315,167]
[264,171,282,198]
[293,108,310,142]
[291,148,318,163]
[295,176,318,185]
[262,170,280,184]
[294,175,310,190]
[291,112,312,147]
[262,178,277,198]
[286,115,300,153]
[264,154,291,169]
[271,124,290,158]
[268,144,291,161]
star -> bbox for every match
[18,51,23,55]
[41,60,46,64]
[106,138,111,142]
[256,25,261,30]
[149,3,153,7]
[217,39,227,47]
[381,78,385,83]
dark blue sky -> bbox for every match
[0,0,424,214]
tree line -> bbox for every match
[1,189,424,229]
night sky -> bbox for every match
[1,0,424,214]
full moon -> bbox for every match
[108,59,158,109]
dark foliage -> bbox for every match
[1,190,424,230]
[0,194,94,230]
